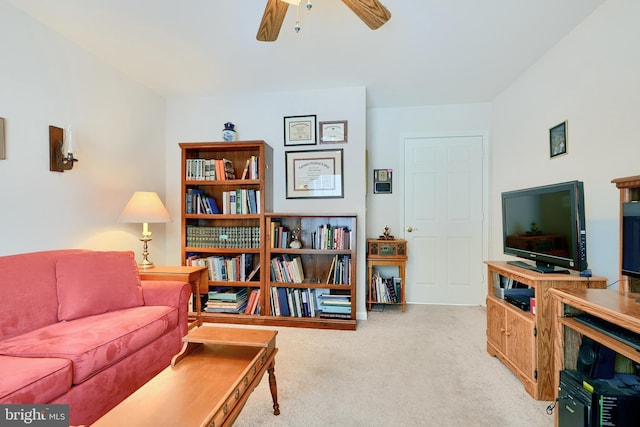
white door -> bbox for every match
[403,135,485,305]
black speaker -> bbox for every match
[577,337,615,379]
[577,336,599,377]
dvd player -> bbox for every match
[504,293,532,312]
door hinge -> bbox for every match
[533,326,537,337]
[534,369,538,380]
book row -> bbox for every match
[269,287,351,319]
[369,272,402,303]
[186,225,261,248]
[185,158,235,181]
[268,222,352,250]
[186,188,261,216]
[186,253,260,282]
[269,255,304,283]
[311,224,352,250]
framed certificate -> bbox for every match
[285,149,344,199]
[319,120,348,143]
[284,115,317,146]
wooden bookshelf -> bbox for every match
[612,175,640,293]
[264,213,357,330]
[180,141,272,325]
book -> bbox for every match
[277,287,291,316]
[223,158,235,179]
[241,159,250,180]
[246,263,261,281]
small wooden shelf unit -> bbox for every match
[485,261,606,401]
[366,239,407,312]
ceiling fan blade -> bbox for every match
[341,0,391,30]
[257,0,289,42]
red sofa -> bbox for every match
[0,249,191,425]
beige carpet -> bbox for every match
[230,304,554,427]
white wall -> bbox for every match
[490,0,640,286]
[0,2,168,261]
[164,87,368,316]
[367,103,492,240]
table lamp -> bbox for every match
[118,191,171,269]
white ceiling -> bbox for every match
[7,0,605,108]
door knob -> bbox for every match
[406,227,419,232]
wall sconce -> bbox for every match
[49,125,78,172]
[118,191,172,269]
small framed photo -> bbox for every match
[285,149,344,199]
[319,120,348,143]
[284,115,317,146]
[550,121,567,158]
[373,169,392,194]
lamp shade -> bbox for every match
[118,191,171,224]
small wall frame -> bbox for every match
[373,169,392,194]
[550,121,567,158]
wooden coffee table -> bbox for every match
[92,326,279,427]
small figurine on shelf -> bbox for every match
[222,122,237,142]
[289,227,302,249]
[379,226,394,240]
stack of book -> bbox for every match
[316,290,351,319]
[269,287,316,318]
[204,287,248,313]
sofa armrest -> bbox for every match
[140,280,191,336]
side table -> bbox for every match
[367,239,408,312]
[138,265,208,328]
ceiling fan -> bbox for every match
[257,0,391,42]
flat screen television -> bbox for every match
[622,202,640,278]
[501,180,587,274]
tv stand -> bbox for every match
[485,261,607,400]
[507,260,569,274]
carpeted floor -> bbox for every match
[230,304,555,427]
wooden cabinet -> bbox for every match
[366,239,407,312]
[265,213,357,330]
[179,141,273,325]
[485,261,607,400]
[612,175,640,293]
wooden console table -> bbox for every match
[139,265,208,328]
[550,288,640,391]
[92,326,279,427]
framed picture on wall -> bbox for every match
[319,120,348,143]
[285,149,344,199]
[284,115,317,146]
[550,121,567,158]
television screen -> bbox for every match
[502,181,587,273]
[622,202,640,278]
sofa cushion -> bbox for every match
[0,355,72,404]
[0,249,87,340]
[55,251,144,321]
[0,305,177,384]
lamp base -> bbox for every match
[139,237,154,269]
